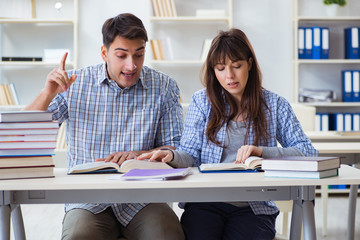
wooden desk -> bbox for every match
[310,139,360,240]
[1,165,360,240]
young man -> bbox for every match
[25,13,184,240]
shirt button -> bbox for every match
[116,137,120,141]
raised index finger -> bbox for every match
[59,52,68,71]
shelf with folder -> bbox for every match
[148,0,232,104]
[0,0,78,106]
[292,0,360,132]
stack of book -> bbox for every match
[0,111,59,180]
[262,156,340,179]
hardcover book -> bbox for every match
[0,111,53,122]
[261,156,340,171]
[68,159,173,174]
[264,168,338,179]
[198,156,262,173]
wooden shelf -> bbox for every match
[150,16,230,23]
[0,19,75,24]
[0,61,75,67]
[296,16,360,21]
[295,59,360,64]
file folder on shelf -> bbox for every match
[345,27,359,59]
[298,27,305,59]
[305,28,313,59]
[352,71,360,102]
[312,27,321,59]
[321,27,329,59]
[342,70,353,102]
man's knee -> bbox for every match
[124,203,185,240]
[62,208,120,240]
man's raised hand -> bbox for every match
[44,52,77,96]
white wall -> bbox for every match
[77,0,293,101]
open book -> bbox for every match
[68,159,173,174]
[198,156,262,173]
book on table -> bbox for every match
[264,168,339,179]
[0,128,59,135]
[0,111,53,122]
[120,168,193,180]
[0,155,54,168]
[0,148,55,157]
[0,134,57,141]
[261,156,340,171]
[198,156,262,173]
[0,121,59,129]
[68,159,174,174]
[0,141,56,149]
[0,165,55,180]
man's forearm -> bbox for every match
[24,89,56,111]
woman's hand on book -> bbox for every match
[235,145,262,163]
[137,150,173,163]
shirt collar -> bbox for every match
[97,62,148,89]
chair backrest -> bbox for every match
[290,103,316,132]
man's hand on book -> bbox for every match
[235,145,262,164]
[137,150,174,163]
[96,151,140,165]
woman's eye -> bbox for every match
[233,65,241,69]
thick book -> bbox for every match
[0,134,57,141]
[0,141,56,149]
[0,121,59,129]
[261,156,340,171]
[198,156,262,173]
[68,159,173,174]
[0,148,55,157]
[120,168,193,180]
[0,156,54,168]
[0,111,53,123]
[0,166,54,180]
[264,168,338,179]
[0,128,59,135]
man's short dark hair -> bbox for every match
[102,13,148,48]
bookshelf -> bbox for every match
[148,0,233,104]
[0,0,78,109]
[292,0,360,133]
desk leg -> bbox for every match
[347,184,358,240]
[290,199,303,240]
[11,205,26,240]
[302,200,316,240]
[0,205,11,240]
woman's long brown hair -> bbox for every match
[202,28,270,146]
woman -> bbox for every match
[138,28,318,240]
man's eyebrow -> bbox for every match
[115,46,145,52]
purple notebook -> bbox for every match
[121,168,192,180]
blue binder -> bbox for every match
[353,113,360,131]
[305,27,313,59]
[298,27,305,59]
[345,27,359,59]
[312,27,321,59]
[344,113,353,131]
[335,113,344,131]
[342,70,353,102]
[321,27,329,59]
[352,70,360,102]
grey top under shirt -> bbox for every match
[170,120,304,208]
